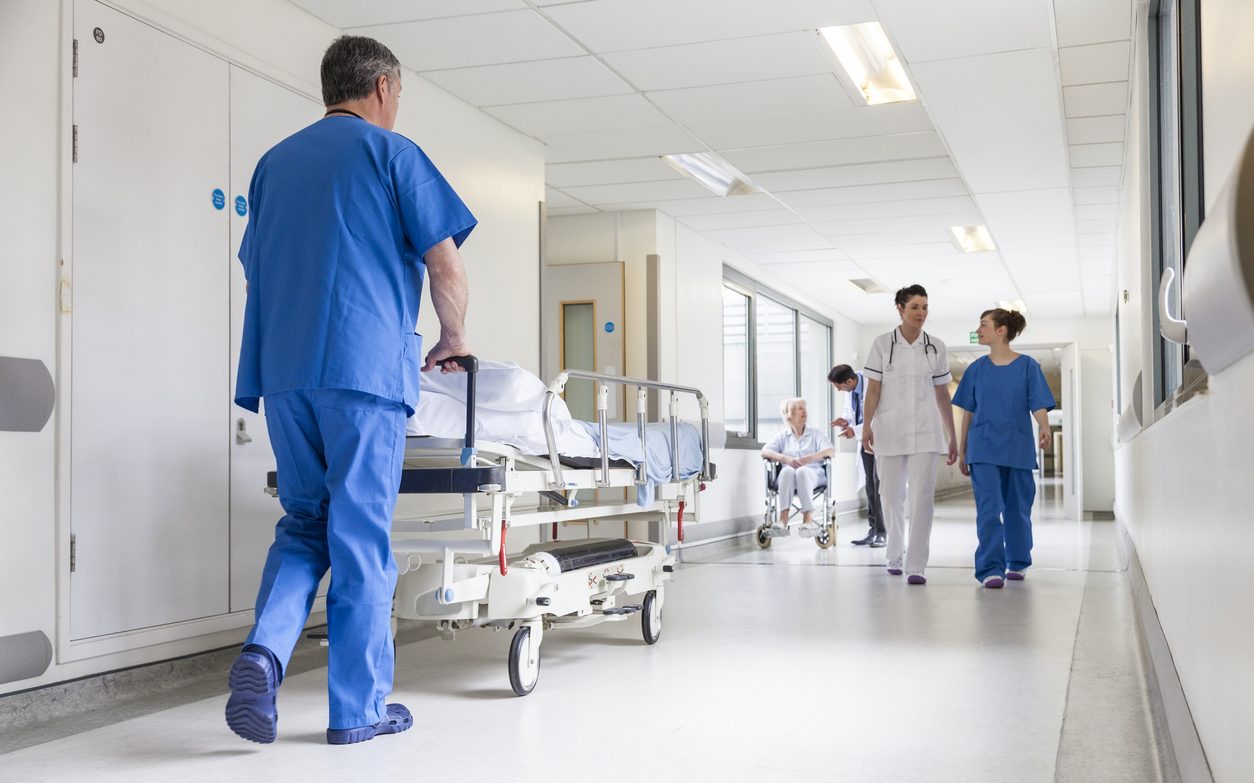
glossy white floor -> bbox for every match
[0,481,1171,783]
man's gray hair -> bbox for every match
[779,397,807,420]
[320,35,401,106]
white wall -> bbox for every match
[1112,1,1254,779]
[0,0,543,694]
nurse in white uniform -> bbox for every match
[860,285,958,584]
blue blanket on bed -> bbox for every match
[576,421,705,506]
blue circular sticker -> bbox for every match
[211,188,226,210]
[234,195,248,217]
[604,321,615,334]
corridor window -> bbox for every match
[722,285,751,437]
[1149,0,1203,409]
[722,266,834,446]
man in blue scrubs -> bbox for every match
[225,35,477,746]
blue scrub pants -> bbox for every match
[969,463,1035,582]
[247,388,406,730]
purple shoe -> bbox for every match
[907,574,926,585]
[1006,570,1026,581]
[327,703,413,745]
[887,567,903,576]
[983,576,1005,589]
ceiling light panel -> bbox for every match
[662,152,761,197]
[950,225,997,253]
[819,22,917,105]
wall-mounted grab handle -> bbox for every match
[1159,267,1188,345]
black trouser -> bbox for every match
[862,447,885,534]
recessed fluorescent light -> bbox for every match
[849,277,889,294]
[662,152,760,197]
[950,225,997,253]
[819,22,917,105]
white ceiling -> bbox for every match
[289,0,1134,326]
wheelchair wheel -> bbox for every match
[815,521,835,549]
[756,523,772,549]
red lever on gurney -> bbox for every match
[499,520,508,575]
[677,500,686,543]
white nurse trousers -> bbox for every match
[876,452,940,575]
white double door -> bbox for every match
[69,0,319,640]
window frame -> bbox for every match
[722,265,835,449]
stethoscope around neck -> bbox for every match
[886,329,938,372]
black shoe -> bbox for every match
[851,530,876,546]
[870,533,886,548]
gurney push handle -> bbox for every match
[443,354,478,464]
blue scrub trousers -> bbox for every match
[247,388,406,730]
[969,463,1035,581]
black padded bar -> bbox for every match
[530,538,641,572]
[267,465,504,495]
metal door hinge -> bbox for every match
[72,125,78,163]
[73,39,78,77]
[70,534,77,573]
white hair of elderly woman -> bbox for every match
[779,397,807,420]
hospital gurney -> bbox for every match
[266,357,715,695]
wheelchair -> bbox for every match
[756,458,837,550]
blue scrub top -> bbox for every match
[952,355,1056,470]
[235,116,477,415]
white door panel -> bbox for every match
[227,66,323,612]
[71,0,230,638]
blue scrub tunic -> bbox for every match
[951,355,1055,469]
[235,116,477,415]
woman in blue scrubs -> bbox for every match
[952,309,1055,589]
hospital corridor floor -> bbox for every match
[0,484,1174,783]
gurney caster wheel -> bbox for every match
[815,522,835,550]
[756,524,772,550]
[508,626,540,696]
[641,590,662,645]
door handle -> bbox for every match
[235,417,253,445]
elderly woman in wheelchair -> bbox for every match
[758,397,836,549]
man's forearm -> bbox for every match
[424,238,469,341]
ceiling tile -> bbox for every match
[1070,142,1125,167]
[546,157,683,188]
[289,0,524,28]
[1066,115,1126,144]
[752,249,853,265]
[695,102,936,150]
[353,11,581,71]
[1071,165,1123,188]
[976,189,1076,250]
[810,213,983,239]
[753,157,959,192]
[485,94,673,138]
[705,224,835,253]
[1003,248,1082,294]
[1054,0,1133,48]
[780,178,971,207]
[542,0,877,53]
[679,210,804,232]
[1024,292,1086,318]
[612,193,783,216]
[561,178,715,204]
[842,243,961,261]
[1075,218,1116,234]
[1075,203,1118,220]
[547,205,601,217]
[647,74,851,126]
[722,132,947,174]
[1078,233,1115,248]
[876,0,1052,62]
[1073,187,1119,205]
[795,196,977,222]
[422,57,632,106]
[1059,41,1131,85]
[1063,82,1129,118]
[544,187,586,208]
[601,32,831,91]
[543,126,704,163]
[911,49,1069,192]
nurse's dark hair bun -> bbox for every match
[894,284,928,308]
[980,308,1027,341]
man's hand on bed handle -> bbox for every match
[423,336,476,373]
[442,355,478,373]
